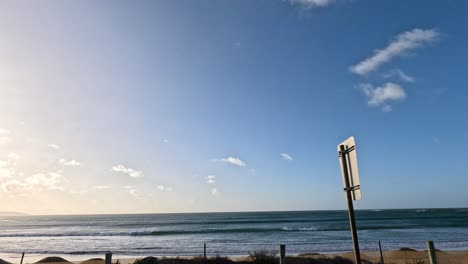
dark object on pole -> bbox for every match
[204,243,207,260]
[105,253,112,264]
[20,252,25,264]
[339,144,361,264]
[378,240,384,264]
[427,241,437,264]
[280,245,286,264]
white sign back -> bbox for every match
[337,136,361,201]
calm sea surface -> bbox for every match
[1,209,468,261]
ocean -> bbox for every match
[1,209,468,261]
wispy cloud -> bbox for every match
[94,185,112,190]
[350,28,439,75]
[210,188,219,196]
[157,185,173,191]
[48,144,61,150]
[280,153,293,161]
[289,0,335,8]
[0,153,65,195]
[382,69,415,83]
[0,179,29,194]
[124,185,139,197]
[360,82,406,111]
[206,175,216,184]
[112,164,143,178]
[0,153,23,181]
[216,157,247,167]
[24,172,64,191]
[59,158,81,166]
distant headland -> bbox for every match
[0,212,28,216]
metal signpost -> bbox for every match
[338,136,362,264]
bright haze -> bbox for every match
[0,1,467,215]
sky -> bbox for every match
[0,0,467,215]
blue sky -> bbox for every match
[0,0,467,214]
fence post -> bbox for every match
[105,252,112,264]
[378,240,384,264]
[20,252,25,264]
[280,245,286,264]
[426,241,437,264]
[204,243,207,260]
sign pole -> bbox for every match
[340,144,361,264]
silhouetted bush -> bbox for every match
[193,256,235,264]
[80,258,105,264]
[398,248,418,252]
[132,255,371,264]
[285,256,355,264]
[35,257,72,264]
[134,257,159,264]
[0,259,12,264]
[249,250,278,264]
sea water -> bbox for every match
[1,209,467,261]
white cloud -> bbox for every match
[289,0,334,8]
[0,151,66,194]
[0,153,21,180]
[157,185,173,191]
[206,175,216,184]
[59,158,81,166]
[350,28,439,75]
[0,128,11,135]
[382,69,415,83]
[112,164,143,178]
[124,185,138,197]
[94,185,112,190]
[360,82,406,111]
[211,188,219,196]
[381,105,393,112]
[280,153,293,161]
[48,144,61,150]
[218,157,246,167]
[24,172,64,191]
[162,138,169,143]
[1,180,30,193]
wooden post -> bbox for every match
[340,145,361,264]
[204,243,207,259]
[427,241,437,264]
[105,252,112,264]
[20,252,25,264]
[280,245,286,264]
[378,241,384,264]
